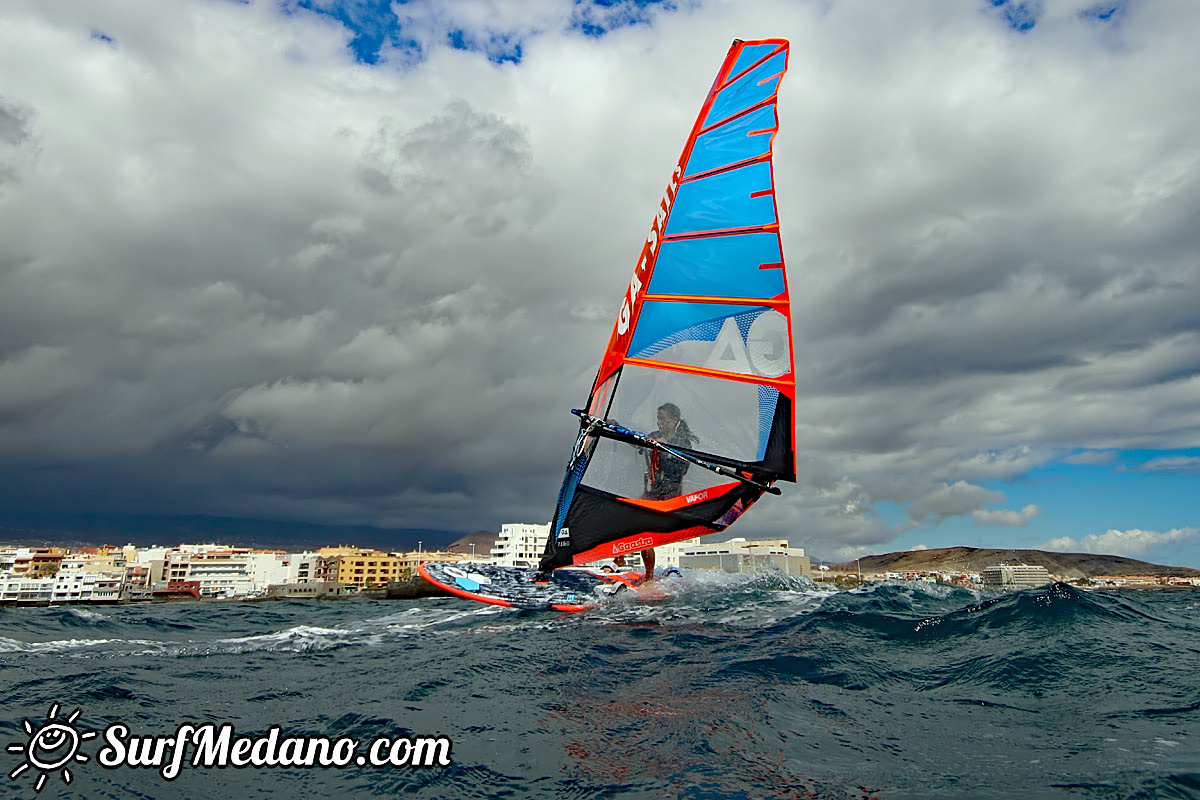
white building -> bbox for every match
[164,549,256,598]
[658,537,811,577]
[982,564,1051,589]
[127,547,168,585]
[0,576,55,604]
[0,548,18,573]
[160,547,302,597]
[132,546,171,564]
[285,552,323,584]
[491,523,550,568]
[246,552,290,591]
[51,571,124,603]
[656,537,703,567]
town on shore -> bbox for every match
[3,523,1196,607]
[1,540,458,606]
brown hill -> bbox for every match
[447,530,498,559]
[832,546,1200,579]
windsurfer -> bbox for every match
[644,402,699,500]
[636,402,698,581]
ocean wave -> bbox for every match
[0,601,521,661]
[211,624,358,654]
[172,604,515,656]
[0,635,163,655]
[2,583,1197,799]
[781,582,1129,643]
[53,607,114,627]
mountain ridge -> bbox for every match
[832,546,1200,578]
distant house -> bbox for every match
[982,564,1051,589]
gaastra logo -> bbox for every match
[684,491,709,504]
[616,165,683,336]
[556,527,570,543]
[613,536,653,555]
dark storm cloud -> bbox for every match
[0,98,34,146]
[0,96,35,189]
[1,0,1198,561]
[0,0,591,531]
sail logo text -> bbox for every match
[685,491,709,504]
[705,309,791,378]
[613,537,654,555]
[616,165,683,336]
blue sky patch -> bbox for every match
[285,0,672,65]
[1080,1,1125,23]
[447,28,523,65]
[291,0,398,64]
[571,0,671,39]
[881,447,1200,567]
[988,0,1041,32]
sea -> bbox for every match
[2,575,1198,799]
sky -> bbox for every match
[1,0,1199,566]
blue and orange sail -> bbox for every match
[539,38,795,571]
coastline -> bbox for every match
[0,576,449,608]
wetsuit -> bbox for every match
[644,429,692,499]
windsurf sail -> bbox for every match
[539,38,795,572]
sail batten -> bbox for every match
[695,97,780,137]
[622,357,793,389]
[662,223,780,242]
[680,153,774,184]
[539,38,795,573]
[640,295,789,308]
[720,43,788,90]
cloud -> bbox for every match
[0,98,34,147]
[1,0,1199,554]
[1062,450,1118,465]
[1139,456,1200,473]
[973,504,1041,527]
[1039,528,1200,559]
[907,481,1005,526]
[0,96,37,187]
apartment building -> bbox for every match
[490,523,550,568]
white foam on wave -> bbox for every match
[364,603,507,633]
[855,578,983,604]
[62,607,109,623]
[212,624,356,654]
[192,604,515,654]
[0,601,522,660]
[0,635,163,655]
